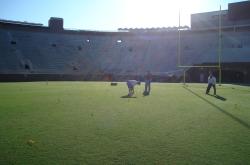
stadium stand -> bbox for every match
[0,1,250,82]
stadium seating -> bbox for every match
[1,28,250,78]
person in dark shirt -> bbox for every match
[144,71,152,95]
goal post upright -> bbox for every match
[178,9,181,67]
[218,5,222,86]
[177,6,223,85]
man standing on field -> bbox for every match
[144,71,152,95]
[126,80,140,97]
[206,72,216,95]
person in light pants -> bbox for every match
[126,80,140,96]
[206,72,216,95]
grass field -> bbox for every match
[0,82,250,165]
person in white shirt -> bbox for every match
[206,72,216,95]
[126,80,140,96]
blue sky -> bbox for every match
[0,0,241,31]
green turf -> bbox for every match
[0,82,249,165]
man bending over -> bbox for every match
[126,80,140,97]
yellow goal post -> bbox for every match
[177,6,222,86]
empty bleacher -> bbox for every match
[1,24,250,82]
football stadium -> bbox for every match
[0,0,250,164]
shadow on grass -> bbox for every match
[143,91,150,96]
[121,95,137,98]
[207,94,227,101]
[183,86,250,130]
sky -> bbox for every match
[0,0,242,31]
